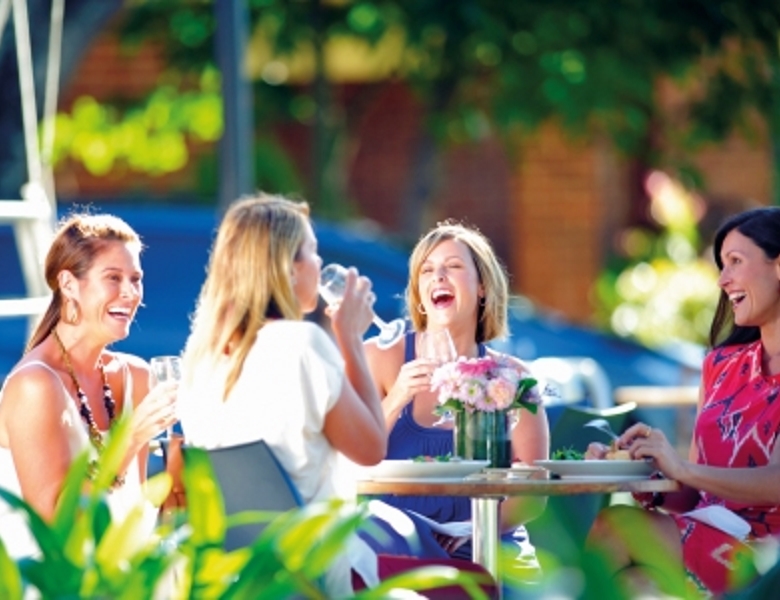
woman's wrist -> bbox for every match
[633,471,666,510]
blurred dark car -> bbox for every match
[0,204,702,397]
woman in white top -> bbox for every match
[177,194,387,596]
[0,213,178,558]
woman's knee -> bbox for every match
[590,504,638,539]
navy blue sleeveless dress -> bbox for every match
[364,332,536,564]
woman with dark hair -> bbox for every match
[0,213,177,557]
[585,206,780,597]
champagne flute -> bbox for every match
[319,263,405,349]
[150,355,181,439]
[417,328,458,426]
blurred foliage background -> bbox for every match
[595,171,719,347]
[4,0,779,349]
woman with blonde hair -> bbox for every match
[365,221,549,569]
[0,212,177,556]
[177,193,389,596]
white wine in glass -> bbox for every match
[150,355,181,438]
[319,263,405,349]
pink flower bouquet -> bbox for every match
[430,355,541,415]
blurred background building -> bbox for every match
[2,1,779,412]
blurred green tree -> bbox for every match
[594,170,719,347]
[50,1,780,224]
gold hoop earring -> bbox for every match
[65,299,80,325]
[417,303,427,315]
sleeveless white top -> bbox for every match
[0,358,145,559]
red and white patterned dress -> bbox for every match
[671,341,780,594]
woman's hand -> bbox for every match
[620,423,685,480]
[328,267,375,341]
[387,358,437,404]
[584,441,610,460]
[130,380,178,449]
[433,532,470,555]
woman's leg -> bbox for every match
[586,504,690,598]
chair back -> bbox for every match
[531,356,612,409]
[550,401,638,455]
[182,439,303,551]
[527,401,639,558]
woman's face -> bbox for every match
[417,238,483,330]
[69,241,143,342]
[291,221,322,314]
[718,229,780,328]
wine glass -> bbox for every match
[417,328,457,365]
[150,355,181,438]
[417,328,458,426]
[319,263,405,349]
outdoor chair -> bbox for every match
[549,401,638,456]
[179,439,303,551]
[526,402,639,563]
[530,356,613,428]
[166,439,498,597]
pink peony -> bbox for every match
[430,354,541,415]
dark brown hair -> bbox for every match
[26,213,142,351]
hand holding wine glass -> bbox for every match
[319,263,405,349]
[417,329,458,426]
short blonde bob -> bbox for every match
[405,220,509,343]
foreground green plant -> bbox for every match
[0,421,487,599]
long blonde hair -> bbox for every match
[27,212,142,351]
[406,221,509,343]
[182,193,310,399]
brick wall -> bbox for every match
[510,123,625,322]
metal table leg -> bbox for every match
[472,496,501,594]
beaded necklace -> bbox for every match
[53,330,125,488]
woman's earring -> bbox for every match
[417,303,427,315]
[66,299,80,325]
[479,296,486,307]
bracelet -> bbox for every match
[634,471,666,509]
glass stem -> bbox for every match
[372,314,389,330]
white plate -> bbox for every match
[478,465,545,480]
[534,459,654,479]
[365,459,490,480]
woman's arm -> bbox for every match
[122,356,178,482]
[364,339,436,431]
[495,353,551,529]
[2,368,74,520]
[323,268,387,465]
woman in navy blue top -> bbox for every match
[364,221,549,571]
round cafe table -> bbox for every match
[358,472,679,587]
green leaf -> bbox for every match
[0,539,24,600]
[355,564,490,599]
[181,448,227,546]
[434,399,465,415]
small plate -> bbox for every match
[365,459,490,480]
[534,459,653,479]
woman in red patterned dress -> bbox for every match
[585,207,780,597]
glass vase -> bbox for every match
[453,409,512,468]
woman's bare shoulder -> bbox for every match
[2,359,68,417]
